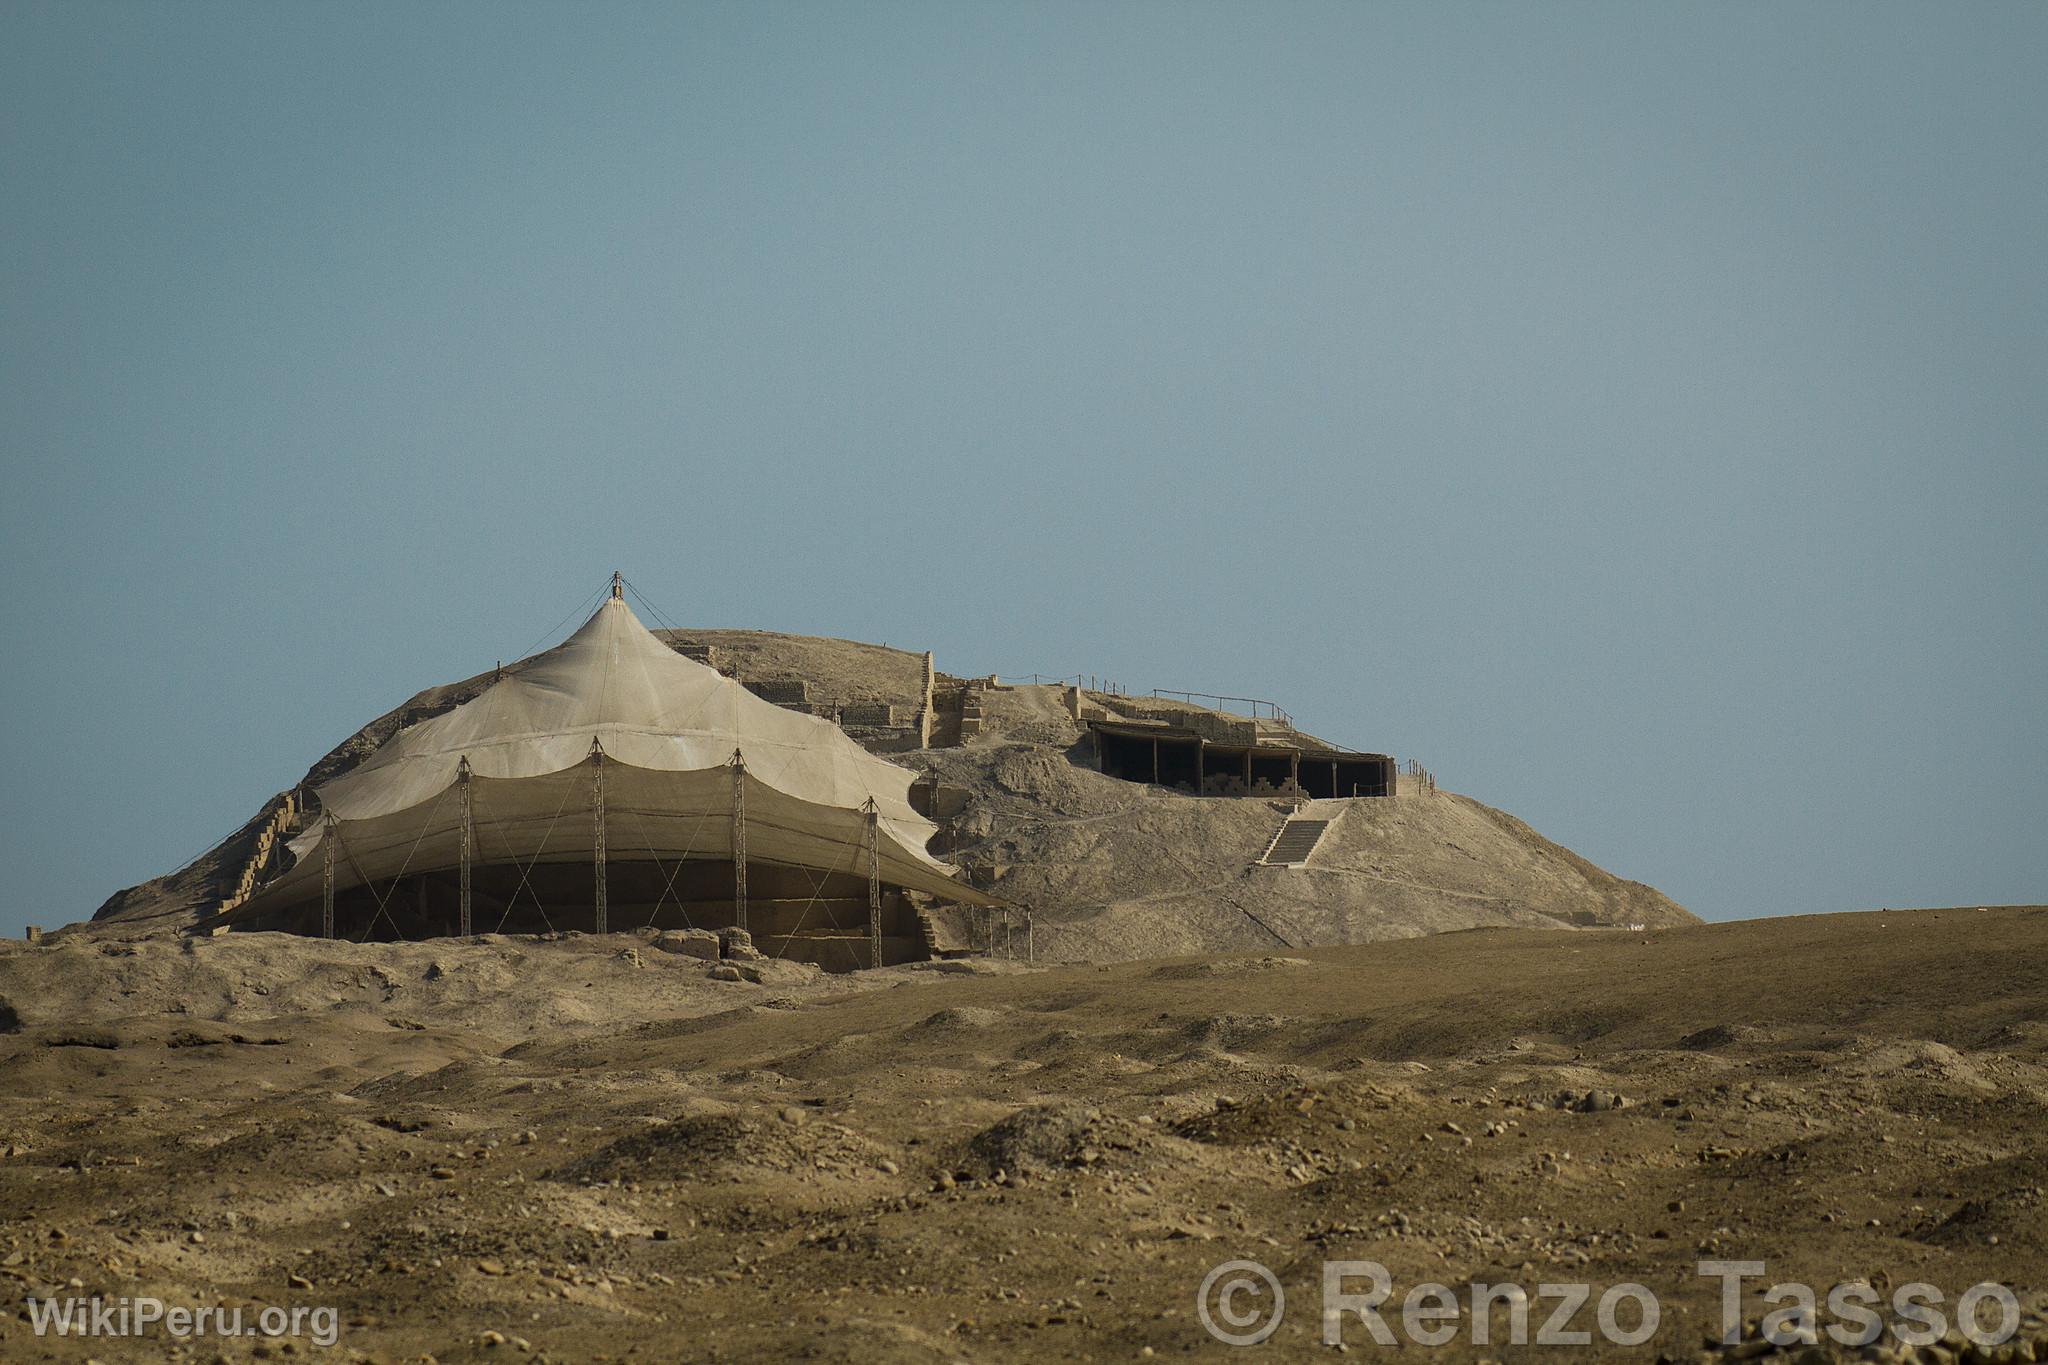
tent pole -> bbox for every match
[321,813,335,940]
[865,802,882,970]
[458,757,473,937]
[591,740,608,935]
[730,750,747,935]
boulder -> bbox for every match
[650,929,721,961]
[720,927,766,962]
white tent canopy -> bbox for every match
[233,591,997,924]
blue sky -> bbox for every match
[2,2,2042,936]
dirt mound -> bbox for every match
[548,1113,892,1186]
[963,1102,1102,1174]
[906,1005,1011,1035]
[657,628,925,711]
[1678,1022,1776,1050]
[0,928,864,1045]
[84,628,1692,962]
[1151,955,1309,979]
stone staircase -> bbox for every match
[914,901,974,958]
[217,791,303,917]
[957,688,986,742]
[922,676,1009,749]
[1255,799,1346,868]
[929,686,966,747]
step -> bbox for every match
[1257,818,1331,867]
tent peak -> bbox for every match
[610,570,623,601]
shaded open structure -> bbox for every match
[1089,720,1392,799]
[215,579,1000,969]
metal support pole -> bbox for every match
[865,802,882,969]
[458,757,473,937]
[591,741,607,935]
[321,813,335,940]
[731,750,748,934]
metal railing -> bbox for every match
[980,676,1299,728]
[1148,689,1292,726]
[990,673,1132,695]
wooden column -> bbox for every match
[321,813,335,940]
[1151,738,1160,785]
[731,750,748,933]
[865,803,882,970]
[590,740,608,935]
[457,757,473,937]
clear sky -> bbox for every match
[3,2,2042,937]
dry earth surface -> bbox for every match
[89,629,1690,953]
[4,905,2045,1364]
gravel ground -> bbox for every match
[3,904,2043,1363]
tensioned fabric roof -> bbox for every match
[231,594,998,921]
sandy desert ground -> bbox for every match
[3,904,2045,1364]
